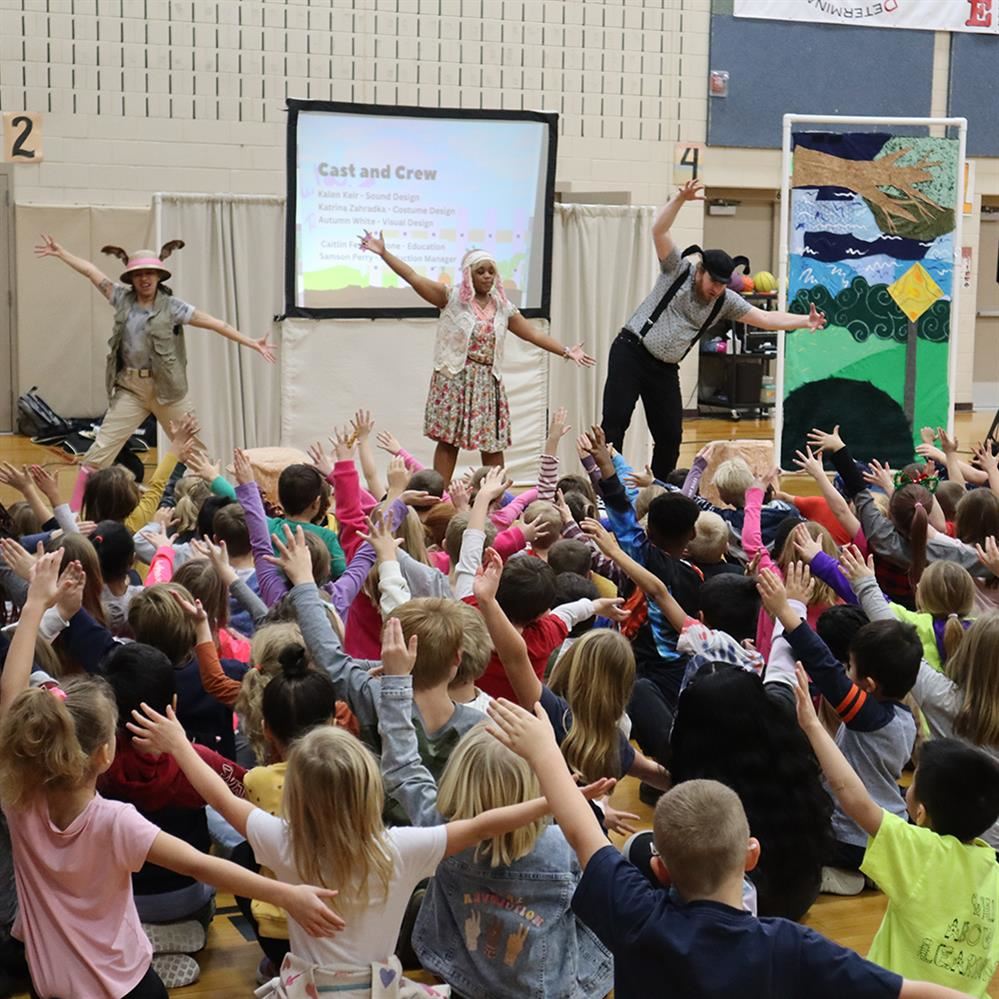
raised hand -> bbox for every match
[792,445,825,480]
[307,441,334,479]
[806,425,844,453]
[977,536,999,577]
[791,522,821,563]
[375,429,402,456]
[55,559,86,620]
[486,697,559,763]
[624,464,654,489]
[34,233,65,259]
[783,560,815,605]
[27,550,65,608]
[0,537,38,582]
[358,513,401,562]
[140,524,178,552]
[170,590,209,624]
[973,442,999,474]
[838,543,875,583]
[587,424,613,473]
[564,344,596,367]
[184,450,221,483]
[264,524,314,586]
[472,546,503,603]
[939,427,958,455]
[862,458,894,495]
[756,566,789,618]
[546,406,571,449]
[0,462,31,493]
[920,426,938,446]
[677,179,704,202]
[358,230,385,256]
[580,517,620,557]
[449,477,471,513]
[127,702,190,758]
[385,455,409,497]
[27,465,60,505]
[601,802,641,836]
[575,432,592,461]
[168,413,200,453]
[476,466,511,505]
[793,663,821,734]
[329,424,356,463]
[351,408,375,442]
[381,616,417,677]
[190,536,237,586]
[233,447,254,486]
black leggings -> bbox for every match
[121,966,168,999]
[230,840,291,968]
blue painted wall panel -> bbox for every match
[948,33,999,157]
[707,14,936,149]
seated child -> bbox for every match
[445,601,493,716]
[760,573,921,893]
[797,668,999,999]
[211,502,260,636]
[686,511,742,579]
[488,698,971,999]
[90,520,143,634]
[269,464,346,578]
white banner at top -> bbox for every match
[733,0,999,33]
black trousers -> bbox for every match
[601,331,684,481]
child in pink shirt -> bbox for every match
[0,553,344,999]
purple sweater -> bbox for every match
[235,481,376,618]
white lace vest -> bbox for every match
[432,287,517,378]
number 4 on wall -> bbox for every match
[3,112,43,163]
[674,142,703,181]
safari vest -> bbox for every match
[105,288,188,404]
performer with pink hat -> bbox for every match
[359,232,594,483]
[34,234,276,470]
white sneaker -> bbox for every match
[820,866,865,896]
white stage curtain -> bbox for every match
[156,196,691,479]
[154,194,284,462]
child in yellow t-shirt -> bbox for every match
[793,662,999,998]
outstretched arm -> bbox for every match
[507,313,595,367]
[652,180,703,261]
[741,303,826,332]
[34,234,115,300]
[358,231,449,308]
[187,310,276,363]
[792,665,883,837]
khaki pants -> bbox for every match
[83,369,195,469]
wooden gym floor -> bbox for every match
[4,409,997,996]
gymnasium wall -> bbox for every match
[0,0,714,417]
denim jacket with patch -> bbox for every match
[378,677,613,999]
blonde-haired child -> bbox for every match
[474,548,668,791]
[376,635,613,998]
[131,618,562,995]
[0,553,342,999]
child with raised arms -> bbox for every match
[0,552,342,999]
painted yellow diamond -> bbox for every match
[887,262,945,322]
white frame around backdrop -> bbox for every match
[775,113,968,451]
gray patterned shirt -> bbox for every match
[623,247,753,363]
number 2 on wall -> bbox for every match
[3,112,43,163]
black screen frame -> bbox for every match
[284,99,559,320]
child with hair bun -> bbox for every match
[0,552,343,999]
[129,617,568,997]
[232,641,341,979]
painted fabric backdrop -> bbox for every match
[781,131,959,468]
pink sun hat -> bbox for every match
[101,239,185,284]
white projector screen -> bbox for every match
[285,101,558,318]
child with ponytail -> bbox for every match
[0,552,343,999]
[129,616,570,997]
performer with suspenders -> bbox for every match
[600,180,827,479]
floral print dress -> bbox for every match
[423,298,511,452]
